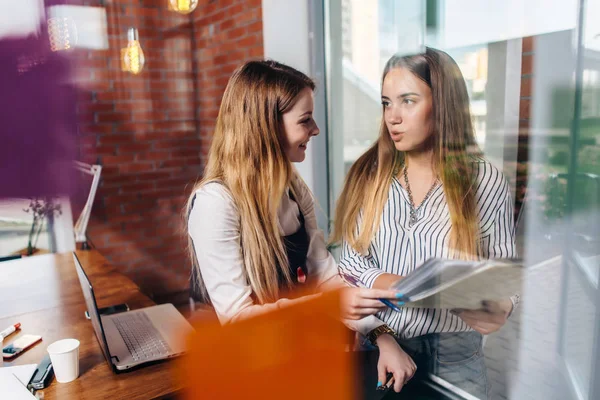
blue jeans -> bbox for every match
[399,331,489,399]
[359,331,489,399]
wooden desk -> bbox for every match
[0,251,182,399]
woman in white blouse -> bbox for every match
[185,60,407,380]
[332,48,517,398]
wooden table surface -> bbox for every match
[0,251,182,399]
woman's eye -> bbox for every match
[381,101,390,107]
[403,98,415,104]
[300,118,311,125]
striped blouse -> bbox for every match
[339,158,516,340]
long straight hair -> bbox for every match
[331,48,481,259]
[186,60,315,304]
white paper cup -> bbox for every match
[47,338,80,383]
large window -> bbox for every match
[323,0,600,398]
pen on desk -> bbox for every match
[0,322,21,339]
[340,274,403,312]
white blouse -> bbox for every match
[188,179,384,334]
[339,158,517,339]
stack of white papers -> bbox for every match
[0,364,37,399]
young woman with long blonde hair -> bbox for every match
[332,48,518,398]
[185,61,407,373]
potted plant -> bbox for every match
[20,197,62,256]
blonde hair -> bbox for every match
[186,60,315,304]
[331,48,481,259]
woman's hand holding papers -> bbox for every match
[451,299,513,335]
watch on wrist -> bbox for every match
[367,325,395,346]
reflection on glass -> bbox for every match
[48,17,78,52]
[327,0,599,399]
[47,5,109,50]
[572,6,600,283]
[447,47,489,148]
[563,265,597,397]
[337,0,425,174]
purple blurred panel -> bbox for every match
[0,30,77,198]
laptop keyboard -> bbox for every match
[112,312,172,362]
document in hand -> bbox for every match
[390,258,523,310]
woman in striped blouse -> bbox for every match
[332,48,517,398]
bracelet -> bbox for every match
[507,294,521,318]
[367,325,395,346]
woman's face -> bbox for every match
[381,67,434,153]
[281,88,319,163]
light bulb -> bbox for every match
[123,28,145,75]
[48,17,78,51]
[168,0,198,14]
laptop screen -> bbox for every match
[72,252,114,369]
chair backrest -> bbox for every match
[73,161,102,244]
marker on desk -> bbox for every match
[340,274,403,312]
[0,322,21,340]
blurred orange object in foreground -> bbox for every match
[177,291,355,399]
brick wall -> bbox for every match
[192,0,264,145]
[74,0,263,299]
[515,36,533,220]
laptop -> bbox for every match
[73,252,195,372]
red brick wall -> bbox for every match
[74,0,263,298]
[192,0,264,144]
[515,36,533,219]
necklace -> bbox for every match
[402,165,439,227]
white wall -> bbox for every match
[262,0,311,75]
[262,0,330,232]
[262,0,314,190]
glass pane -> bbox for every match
[563,262,597,397]
[569,0,600,286]
[452,47,489,148]
[329,0,425,204]
[561,0,600,398]
[325,0,599,399]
